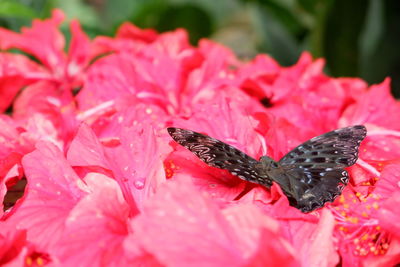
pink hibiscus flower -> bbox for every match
[0,9,399,267]
[132,179,297,266]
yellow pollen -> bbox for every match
[60,106,69,114]
[343,203,350,209]
[339,195,345,203]
[361,234,369,241]
[164,160,179,178]
[372,202,379,209]
[376,226,381,231]
[37,257,44,266]
[341,211,347,217]
[356,192,362,197]
[361,211,369,218]
[26,257,33,266]
[348,217,359,224]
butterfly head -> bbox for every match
[259,156,280,170]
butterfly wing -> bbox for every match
[167,127,272,187]
[277,125,367,212]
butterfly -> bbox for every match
[167,125,367,213]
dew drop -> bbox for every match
[134,179,145,189]
[36,182,42,187]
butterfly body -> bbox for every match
[167,125,367,213]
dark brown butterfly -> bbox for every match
[167,125,367,213]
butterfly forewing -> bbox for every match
[277,125,367,212]
[279,125,367,169]
[167,127,272,186]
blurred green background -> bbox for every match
[1,0,399,97]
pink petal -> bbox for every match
[298,209,339,267]
[104,124,168,211]
[132,180,296,266]
[5,141,86,249]
[0,53,49,112]
[223,204,297,267]
[0,224,26,265]
[341,78,400,130]
[54,173,134,266]
[66,20,91,83]
[377,192,400,238]
[0,9,66,71]
[67,123,110,170]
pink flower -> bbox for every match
[330,162,400,266]
[132,179,297,266]
[2,141,88,254]
[67,122,169,213]
[0,10,93,115]
[0,9,399,266]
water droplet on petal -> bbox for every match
[134,179,145,189]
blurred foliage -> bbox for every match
[0,0,399,96]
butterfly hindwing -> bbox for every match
[167,127,272,186]
[277,125,367,212]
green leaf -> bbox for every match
[250,3,299,66]
[323,0,368,76]
[0,0,37,18]
[156,4,213,44]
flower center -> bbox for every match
[332,192,391,257]
[164,160,179,178]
